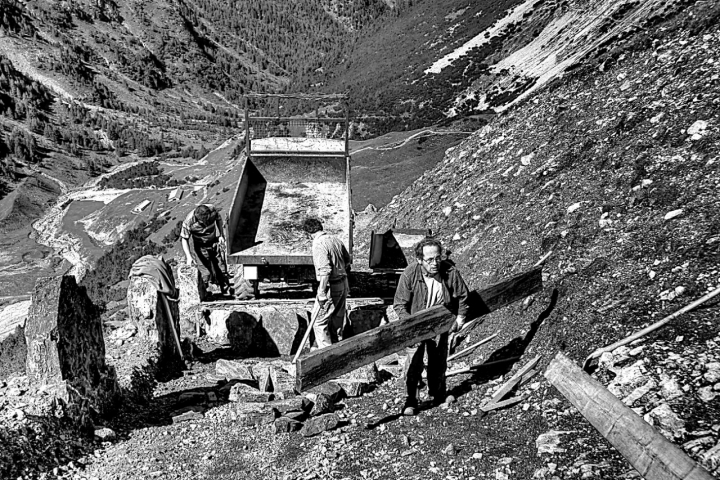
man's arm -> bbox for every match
[341,243,351,273]
[180,213,194,265]
[392,270,413,321]
[451,269,471,328]
[215,211,225,244]
[312,241,332,302]
[181,237,194,265]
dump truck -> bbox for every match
[226,93,352,297]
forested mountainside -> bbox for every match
[318,0,710,133]
[0,0,394,204]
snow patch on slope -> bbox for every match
[425,0,537,74]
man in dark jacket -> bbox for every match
[393,238,470,415]
[180,204,230,294]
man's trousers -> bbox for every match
[193,241,228,289]
[313,277,349,349]
[402,332,449,402]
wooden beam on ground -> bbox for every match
[296,267,543,391]
[445,356,521,378]
[545,353,714,480]
[480,395,527,413]
[447,332,498,362]
[487,356,540,405]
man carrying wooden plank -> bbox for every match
[393,238,470,415]
[303,218,351,349]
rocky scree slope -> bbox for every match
[363,8,720,475]
[322,0,706,133]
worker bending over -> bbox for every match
[393,238,470,416]
[181,204,230,294]
[304,218,351,349]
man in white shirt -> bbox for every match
[303,218,351,349]
[393,238,470,415]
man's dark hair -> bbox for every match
[303,218,323,234]
[414,237,442,259]
[194,205,214,226]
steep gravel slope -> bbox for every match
[360,6,720,475]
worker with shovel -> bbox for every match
[303,218,351,349]
[393,238,470,416]
[181,204,231,295]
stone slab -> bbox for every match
[216,359,255,381]
[228,382,274,403]
[273,416,303,434]
[301,413,339,437]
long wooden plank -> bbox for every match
[296,268,543,391]
[545,353,714,480]
[448,267,544,349]
[466,267,543,319]
[296,304,456,391]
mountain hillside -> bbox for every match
[1,1,720,479]
[321,0,706,133]
[0,0,391,196]
[355,1,720,474]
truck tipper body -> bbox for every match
[226,94,352,295]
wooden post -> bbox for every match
[344,101,349,157]
[545,353,714,480]
[296,268,543,391]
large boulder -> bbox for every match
[24,276,119,426]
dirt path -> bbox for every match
[351,129,473,155]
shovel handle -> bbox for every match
[293,301,321,363]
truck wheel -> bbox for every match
[233,266,257,300]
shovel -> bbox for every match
[292,300,322,363]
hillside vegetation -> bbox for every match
[0,0,392,212]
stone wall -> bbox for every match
[203,299,389,356]
[24,276,119,426]
[204,306,308,356]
